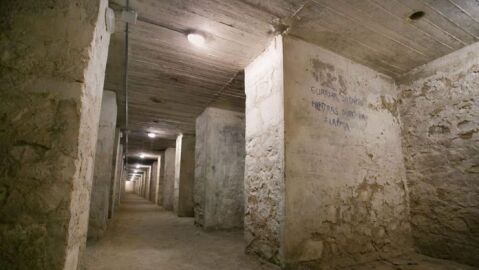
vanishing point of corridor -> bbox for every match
[84,193,277,270]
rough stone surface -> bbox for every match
[244,36,413,268]
[174,134,196,217]
[113,138,123,209]
[162,148,176,210]
[398,43,479,267]
[194,107,245,230]
[156,152,165,205]
[150,161,158,203]
[109,129,122,218]
[244,36,285,264]
[0,0,110,269]
[282,36,412,269]
[88,91,117,240]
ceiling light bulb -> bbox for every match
[136,165,140,168]
[140,154,145,159]
[147,132,156,138]
[187,33,205,46]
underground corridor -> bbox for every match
[1,1,478,270]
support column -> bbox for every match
[174,134,196,217]
[155,152,165,205]
[115,145,124,206]
[0,1,111,269]
[108,129,121,218]
[88,90,117,240]
[162,148,176,210]
[244,36,411,268]
[150,161,158,202]
[142,166,151,199]
[194,107,245,230]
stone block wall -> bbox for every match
[398,43,479,267]
[174,134,196,217]
[162,148,176,210]
[88,91,117,240]
[0,0,110,269]
[244,36,285,264]
[244,36,412,268]
[156,152,165,205]
[194,107,245,230]
[150,161,158,202]
[282,36,411,268]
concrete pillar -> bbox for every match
[194,107,245,230]
[108,129,122,218]
[0,1,111,269]
[162,148,176,210]
[156,152,165,205]
[114,145,124,207]
[146,166,152,199]
[244,36,411,268]
[88,90,117,240]
[150,161,158,202]
[174,134,196,217]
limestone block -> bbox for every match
[174,134,195,217]
[398,42,479,267]
[162,148,176,210]
[244,36,412,268]
[88,90,117,240]
[0,0,111,269]
[194,107,245,230]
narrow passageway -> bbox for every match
[83,193,278,270]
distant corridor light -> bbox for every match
[140,154,145,159]
[187,32,205,46]
[147,132,156,138]
[136,164,140,168]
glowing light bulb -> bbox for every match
[187,33,205,46]
[140,154,145,159]
[147,132,156,138]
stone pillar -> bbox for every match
[162,148,176,210]
[144,166,151,199]
[194,107,245,230]
[88,91,117,240]
[108,129,122,218]
[244,36,411,268]
[114,145,124,207]
[0,1,111,269]
[150,161,158,202]
[121,167,126,197]
[155,152,165,205]
[174,134,196,217]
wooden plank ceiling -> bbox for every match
[105,0,479,158]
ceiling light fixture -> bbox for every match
[136,164,140,168]
[147,132,156,138]
[140,153,145,159]
[187,32,206,46]
[408,11,425,21]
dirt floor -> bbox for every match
[83,194,477,270]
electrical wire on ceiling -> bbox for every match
[124,0,130,173]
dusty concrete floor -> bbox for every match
[83,193,277,270]
[84,194,477,270]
